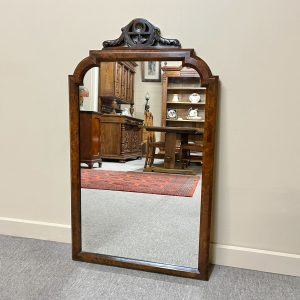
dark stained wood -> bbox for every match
[69,56,98,260]
[145,126,203,134]
[69,76,82,259]
[79,111,102,168]
[74,251,206,280]
[69,21,219,281]
[89,49,212,84]
[145,126,203,172]
[164,132,177,168]
[180,143,203,168]
[100,114,143,161]
[144,166,195,175]
[198,76,219,280]
[99,61,137,113]
[102,18,181,49]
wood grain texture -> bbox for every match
[145,126,203,134]
[100,114,143,161]
[74,251,204,280]
[69,44,218,280]
[79,111,102,168]
[99,61,137,113]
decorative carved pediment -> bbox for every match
[103,18,181,49]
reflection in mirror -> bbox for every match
[79,61,206,267]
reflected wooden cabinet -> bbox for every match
[79,111,102,168]
[100,114,143,161]
[99,61,137,113]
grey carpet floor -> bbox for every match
[0,235,299,300]
[81,158,201,267]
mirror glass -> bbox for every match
[79,60,206,268]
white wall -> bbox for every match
[133,61,182,125]
[133,62,162,125]
[82,67,98,111]
[0,0,299,276]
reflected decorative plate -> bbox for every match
[167,109,177,119]
[189,93,201,103]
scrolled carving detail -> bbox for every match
[103,18,181,49]
[103,36,124,48]
[155,34,180,47]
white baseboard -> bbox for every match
[211,243,300,277]
[0,217,71,243]
[1,217,299,277]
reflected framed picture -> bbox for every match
[141,61,161,82]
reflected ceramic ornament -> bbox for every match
[187,108,202,120]
[172,94,179,102]
[188,108,198,117]
[167,109,177,119]
[122,108,130,116]
[189,93,201,103]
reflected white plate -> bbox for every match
[189,93,201,103]
[167,109,177,119]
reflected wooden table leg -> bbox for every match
[181,133,188,145]
[180,133,189,168]
[143,128,195,175]
[164,132,177,169]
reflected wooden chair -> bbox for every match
[180,142,203,168]
[144,133,183,168]
[143,111,166,168]
[143,112,183,168]
[142,112,155,155]
[144,134,166,168]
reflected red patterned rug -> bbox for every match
[81,169,200,197]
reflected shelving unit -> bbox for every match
[161,66,206,143]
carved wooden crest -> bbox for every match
[103,18,181,49]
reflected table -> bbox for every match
[144,126,204,174]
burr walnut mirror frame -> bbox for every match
[68,18,219,280]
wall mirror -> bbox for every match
[69,18,218,280]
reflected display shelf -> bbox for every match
[166,119,205,123]
[167,101,205,105]
[167,88,206,94]
[161,66,206,144]
[167,87,206,90]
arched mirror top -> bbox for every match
[71,19,215,85]
[69,18,219,281]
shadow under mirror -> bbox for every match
[79,60,206,268]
